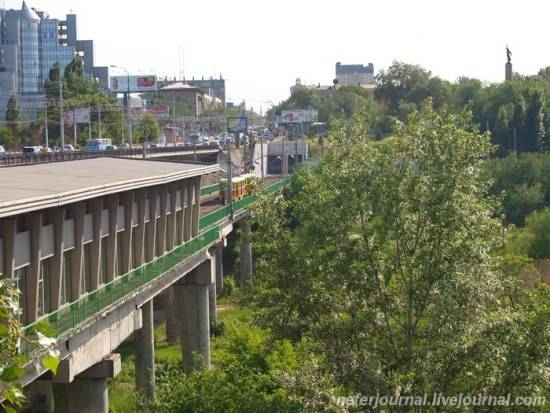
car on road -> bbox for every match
[63,144,75,152]
[22,146,42,157]
[105,145,117,151]
[0,145,5,157]
[149,143,160,149]
[119,143,130,150]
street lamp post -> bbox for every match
[111,65,133,148]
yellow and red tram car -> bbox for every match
[219,173,257,201]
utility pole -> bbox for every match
[111,65,133,148]
[260,136,264,180]
[44,105,49,148]
[73,111,77,148]
[295,134,298,170]
[59,69,65,158]
[128,77,133,148]
[98,106,102,138]
[282,133,287,176]
[121,107,125,144]
[227,138,233,215]
[88,106,92,141]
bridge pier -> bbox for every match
[134,300,156,400]
[163,287,179,343]
[52,355,120,413]
[239,220,252,287]
[209,283,217,328]
[215,242,224,294]
[174,259,214,372]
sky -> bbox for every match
[7,0,550,111]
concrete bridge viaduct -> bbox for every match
[0,157,289,412]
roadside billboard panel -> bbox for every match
[74,108,91,123]
[280,109,318,123]
[110,75,158,93]
[227,117,248,133]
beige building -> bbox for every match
[159,82,222,119]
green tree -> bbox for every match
[525,208,550,259]
[135,113,160,144]
[251,103,549,407]
[5,94,21,138]
[0,280,60,413]
[0,126,14,148]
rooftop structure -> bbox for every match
[0,158,217,217]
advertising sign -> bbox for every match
[227,117,248,133]
[280,109,318,124]
[110,75,158,93]
[74,108,91,124]
[147,106,169,120]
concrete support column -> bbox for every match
[239,220,252,287]
[208,283,217,328]
[70,202,86,301]
[105,194,119,282]
[156,186,167,256]
[183,181,192,242]
[49,208,64,311]
[145,188,158,262]
[192,177,201,237]
[215,242,224,295]
[88,198,103,291]
[134,189,147,267]
[25,212,42,324]
[53,378,108,413]
[163,287,178,343]
[120,191,134,275]
[134,300,155,400]
[53,354,120,413]
[173,260,214,372]
[0,218,16,279]
[26,380,54,413]
[166,183,178,250]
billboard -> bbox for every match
[64,108,91,127]
[110,75,158,93]
[74,108,91,124]
[280,109,318,124]
[227,117,248,133]
[147,106,169,120]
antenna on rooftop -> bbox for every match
[178,47,184,81]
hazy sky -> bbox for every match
[8,0,550,111]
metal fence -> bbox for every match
[22,227,219,343]
[200,183,220,197]
[1,144,221,167]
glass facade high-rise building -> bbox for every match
[18,2,40,93]
[1,2,77,94]
[39,18,75,88]
[0,2,103,119]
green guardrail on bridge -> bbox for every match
[200,183,220,197]
[22,227,220,342]
[22,176,294,349]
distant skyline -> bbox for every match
[4,0,550,111]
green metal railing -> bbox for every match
[22,176,293,347]
[199,205,232,231]
[22,228,220,341]
[200,183,220,197]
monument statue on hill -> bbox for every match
[505,45,512,81]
